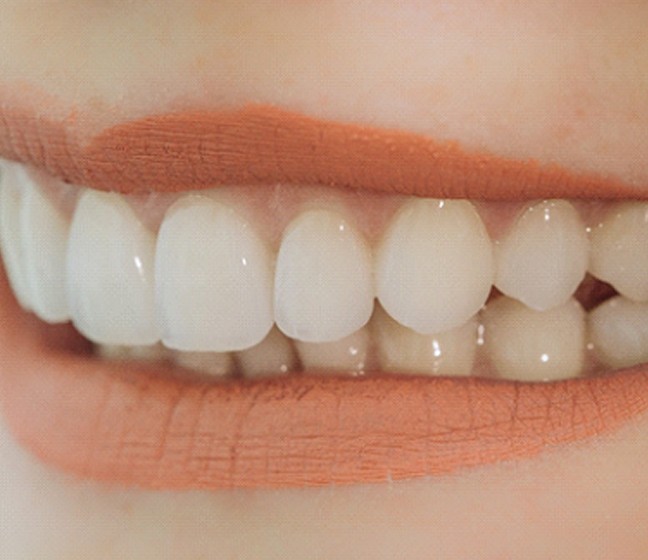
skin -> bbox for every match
[1,1,648,558]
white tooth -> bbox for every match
[20,170,70,322]
[372,304,477,376]
[66,190,159,345]
[588,295,648,369]
[589,202,648,302]
[274,208,373,342]
[375,199,493,334]
[295,326,371,375]
[482,296,585,381]
[96,343,169,362]
[495,200,588,311]
[236,326,297,378]
[156,195,273,352]
[0,161,32,310]
[172,350,235,378]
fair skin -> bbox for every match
[1,2,648,558]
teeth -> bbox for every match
[494,200,588,311]
[0,161,32,310]
[155,195,274,352]
[482,296,585,382]
[589,296,648,369]
[375,199,493,334]
[172,350,235,378]
[20,169,71,323]
[66,190,159,345]
[372,304,477,376]
[96,343,170,362]
[295,326,372,375]
[274,208,374,342]
[589,202,648,302]
[236,326,297,378]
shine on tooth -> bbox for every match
[588,296,648,369]
[274,208,374,342]
[494,200,588,311]
[375,199,493,335]
[589,202,648,302]
[295,326,372,375]
[66,189,160,345]
[20,168,71,323]
[155,195,274,352]
[0,161,33,310]
[372,304,477,377]
[236,326,297,378]
[482,296,585,382]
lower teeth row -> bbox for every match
[96,296,648,382]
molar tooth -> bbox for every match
[172,350,235,378]
[295,326,372,375]
[589,202,648,302]
[236,326,297,378]
[372,304,477,376]
[20,169,70,322]
[0,161,32,310]
[66,190,159,345]
[588,296,648,369]
[155,195,273,352]
[482,296,585,381]
[375,199,493,334]
[274,208,373,342]
[495,200,588,311]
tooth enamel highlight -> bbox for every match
[274,208,374,342]
[295,326,372,375]
[20,170,70,323]
[172,350,235,378]
[66,190,159,345]
[589,296,648,369]
[483,296,585,382]
[155,195,274,352]
[236,326,297,378]
[375,199,493,334]
[372,304,477,376]
[0,162,33,310]
[589,202,648,302]
[495,200,588,311]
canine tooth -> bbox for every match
[156,195,273,352]
[0,162,32,310]
[483,296,585,381]
[589,296,648,369]
[237,326,297,378]
[67,190,159,345]
[376,199,493,334]
[372,305,477,376]
[20,171,70,322]
[590,202,648,302]
[495,200,588,311]
[172,350,235,378]
[296,326,371,375]
[274,208,373,342]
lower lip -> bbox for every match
[1,269,648,490]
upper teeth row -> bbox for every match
[1,160,647,355]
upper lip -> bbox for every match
[1,103,645,200]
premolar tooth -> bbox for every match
[156,195,273,352]
[372,304,477,376]
[172,350,235,378]
[589,202,648,302]
[274,208,373,342]
[0,161,32,310]
[589,296,648,369]
[236,326,297,378]
[495,200,588,311]
[20,170,70,322]
[483,296,585,381]
[67,190,159,345]
[375,199,493,334]
[295,326,372,375]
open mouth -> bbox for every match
[1,105,648,490]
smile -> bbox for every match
[1,105,648,490]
